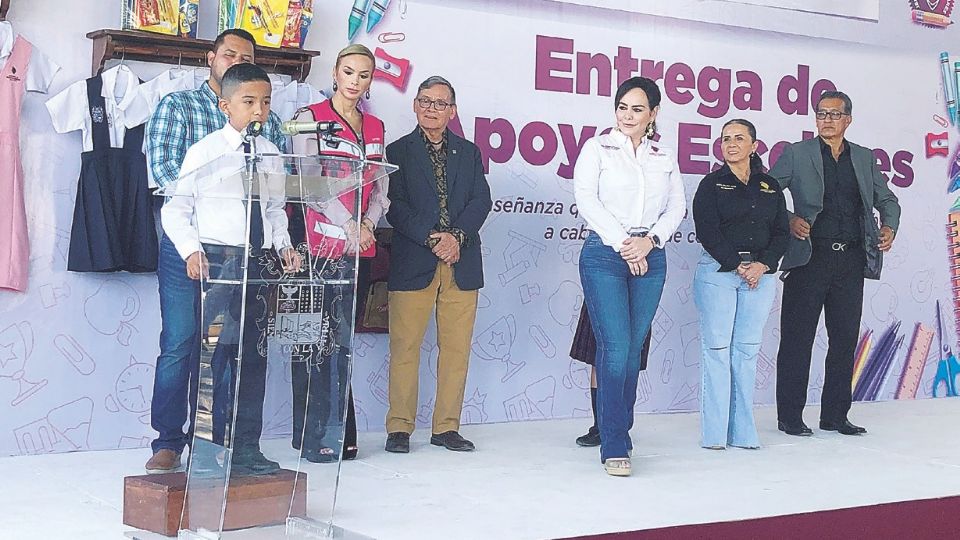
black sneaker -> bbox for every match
[232,450,280,475]
[385,432,410,453]
[430,431,475,452]
[576,426,601,447]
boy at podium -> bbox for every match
[162,63,301,475]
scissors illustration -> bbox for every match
[932,300,960,397]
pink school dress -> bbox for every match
[0,36,32,292]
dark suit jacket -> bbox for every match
[768,137,901,280]
[385,127,492,291]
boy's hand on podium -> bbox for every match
[186,251,209,281]
[281,247,302,273]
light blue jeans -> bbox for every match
[693,251,777,448]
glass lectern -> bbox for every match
[154,149,396,540]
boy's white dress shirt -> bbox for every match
[161,123,292,260]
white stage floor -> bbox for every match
[3,398,960,540]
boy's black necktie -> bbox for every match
[242,141,265,249]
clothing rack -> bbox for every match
[86,29,320,82]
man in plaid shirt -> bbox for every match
[145,28,287,475]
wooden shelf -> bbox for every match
[86,29,321,82]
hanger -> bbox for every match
[104,47,132,78]
[170,51,184,75]
[0,0,10,22]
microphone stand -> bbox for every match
[243,130,260,175]
[313,124,365,159]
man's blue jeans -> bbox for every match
[693,252,777,448]
[151,233,201,454]
[580,233,666,462]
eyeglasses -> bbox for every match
[815,111,849,121]
[416,97,453,111]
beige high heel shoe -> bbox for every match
[603,457,631,476]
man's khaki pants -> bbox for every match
[386,262,478,434]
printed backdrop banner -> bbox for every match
[0,0,953,456]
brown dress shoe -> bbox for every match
[145,449,183,474]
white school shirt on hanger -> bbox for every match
[45,64,153,151]
[139,68,195,111]
[296,82,326,109]
[139,68,196,188]
[0,21,59,93]
[269,74,299,122]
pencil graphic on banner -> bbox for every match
[871,330,904,401]
[955,62,960,125]
[950,153,960,193]
[896,323,934,399]
[366,0,390,33]
[855,324,891,400]
[854,322,900,402]
[913,9,954,28]
[851,329,872,390]
[348,0,372,40]
[941,53,958,127]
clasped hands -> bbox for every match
[344,218,376,256]
[620,236,656,276]
[736,261,768,290]
[431,231,460,266]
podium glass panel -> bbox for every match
[155,151,396,539]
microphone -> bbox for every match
[244,121,264,141]
[281,120,344,136]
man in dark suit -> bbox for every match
[770,91,901,437]
[383,76,492,453]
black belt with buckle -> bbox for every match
[812,239,858,252]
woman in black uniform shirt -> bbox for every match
[692,118,788,450]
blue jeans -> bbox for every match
[580,233,667,462]
[693,252,777,448]
[151,233,201,454]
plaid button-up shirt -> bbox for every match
[146,81,287,188]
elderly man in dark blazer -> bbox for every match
[383,76,492,453]
[771,91,901,437]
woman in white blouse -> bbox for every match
[574,77,686,476]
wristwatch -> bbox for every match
[650,234,662,249]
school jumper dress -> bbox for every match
[67,76,157,273]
